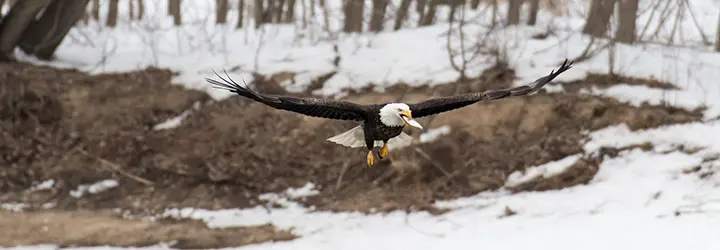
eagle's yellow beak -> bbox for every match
[400,110,423,129]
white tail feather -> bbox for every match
[327,125,366,148]
[327,125,415,149]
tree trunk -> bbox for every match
[419,0,438,26]
[615,0,638,43]
[137,0,144,20]
[490,0,498,27]
[343,0,363,33]
[170,0,181,26]
[583,0,616,37]
[351,0,364,32]
[470,0,480,9]
[254,0,263,29]
[167,0,174,15]
[393,0,411,30]
[18,0,90,60]
[527,0,539,25]
[215,0,228,24]
[106,0,119,27]
[285,0,296,22]
[0,0,52,61]
[265,0,275,23]
[416,0,427,26]
[369,0,387,32]
[342,0,352,32]
[506,0,522,25]
[321,0,330,33]
[275,0,285,23]
[236,0,244,28]
[0,0,5,20]
[129,0,135,20]
[715,13,720,51]
[309,0,315,22]
[91,0,100,20]
[447,0,463,24]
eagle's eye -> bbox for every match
[397,108,403,112]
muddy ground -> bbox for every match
[0,61,705,247]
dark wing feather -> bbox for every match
[207,70,368,121]
[408,59,573,118]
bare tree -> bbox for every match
[275,0,286,23]
[106,0,119,27]
[285,0,296,23]
[170,0,182,25]
[470,0,480,9]
[715,13,720,51]
[615,0,638,43]
[91,0,100,20]
[137,0,144,20]
[236,0,244,28]
[490,0,498,27]
[583,0,616,37]
[527,0,539,25]
[129,0,135,20]
[419,0,439,26]
[310,0,315,20]
[19,0,91,60]
[265,0,275,23]
[0,0,52,61]
[0,0,5,20]
[167,0,174,15]
[393,0,411,30]
[216,0,228,24]
[506,0,523,25]
[343,0,364,32]
[254,0,263,29]
[416,0,427,24]
[320,0,331,34]
[369,0,388,32]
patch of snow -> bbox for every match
[28,179,55,192]
[419,126,452,143]
[505,154,583,187]
[584,121,720,153]
[283,182,321,199]
[152,102,201,130]
[0,203,27,212]
[69,179,120,198]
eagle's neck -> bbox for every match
[378,103,408,127]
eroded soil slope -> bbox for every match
[0,62,704,246]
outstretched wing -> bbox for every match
[408,59,573,118]
[207,71,367,121]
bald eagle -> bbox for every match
[207,59,573,167]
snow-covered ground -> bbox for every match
[4,0,720,249]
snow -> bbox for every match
[69,179,120,198]
[4,0,720,249]
[27,180,55,192]
[505,154,583,187]
[152,101,201,130]
[419,125,452,143]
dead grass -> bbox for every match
[0,209,296,248]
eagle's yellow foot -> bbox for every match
[367,150,375,167]
[378,144,389,159]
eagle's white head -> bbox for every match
[379,103,423,129]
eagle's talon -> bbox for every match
[378,144,389,159]
[367,150,375,167]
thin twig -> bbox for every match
[335,160,351,191]
[413,147,452,179]
[74,148,154,186]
